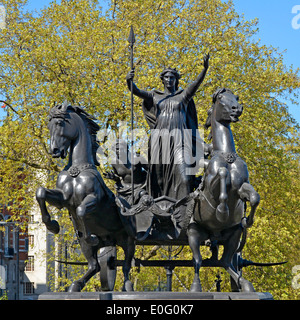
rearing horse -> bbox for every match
[188,88,260,292]
[36,102,135,292]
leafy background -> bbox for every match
[0,0,299,299]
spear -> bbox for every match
[128,26,135,205]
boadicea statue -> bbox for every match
[36,30,285,293]
[126,54,210,201]
[36,103,136,292]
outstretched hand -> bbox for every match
[203,53,210,69]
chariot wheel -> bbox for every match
[230,252,243,292]
[98,246,117,291]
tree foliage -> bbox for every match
[0,0,299,299]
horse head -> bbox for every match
[213,88,243,123]
[48,102,79,159]
[48,102,100,165]
[205,88,243,130]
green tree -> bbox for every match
[0,0,299,299]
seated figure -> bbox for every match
[104,139,148,206]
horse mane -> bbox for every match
[49,102,100,166]
[204,88,234,140]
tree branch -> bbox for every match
[0,100,20,116]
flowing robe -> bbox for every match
[142,89,199,199]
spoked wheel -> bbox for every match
[230,252,243,292]
[98,246,117,291]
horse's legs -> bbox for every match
[220,225,242,267]
[68,236,101,292]
[76,194,99,246]
[221,226,255,292]
[210,242,219,260]
[225,264,255,292]
[187,222,209,292]
[36,187,64,234]
[216,167,229,223]
[238,182,260,228]
[205,163,230,222]
[119,235,135,292]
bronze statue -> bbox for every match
[104,139,148,206]
[187,88,260,292]
[126,55,210,200]
[35,29,284,293]
[36,103,135,292]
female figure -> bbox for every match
[126,54,210,199]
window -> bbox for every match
[0,229,2,252]
[28,235,34,247]
[4,225,9,249]
[25,256,34,271]
[12,265,16,282]
[23,282,35,294]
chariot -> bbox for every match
[36,91,284,293]
[36,36,284,293]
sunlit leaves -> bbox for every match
[0,0,299,298]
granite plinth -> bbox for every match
[38,291,273,300]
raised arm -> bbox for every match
[185,53,210,100]
[126,69,153,100]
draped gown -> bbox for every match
[128,65,208,201]
[142,88,200,200]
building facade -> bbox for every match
[22,205,54,300]
[0,211,28,300]
[0,202,53,300]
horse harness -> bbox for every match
[67,163,97,177]
[211,150,239,164]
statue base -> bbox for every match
[38,291,273,300]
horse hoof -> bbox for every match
[122,280,133,292]
[85,234,99,246]
[190,279,202,292]
[46,220,60,234]
[239,278,255,292]
[68,281,84,292]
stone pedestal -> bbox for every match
[39,291,273,300]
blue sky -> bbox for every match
[232,0,300,124]
[0,0,299,124]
